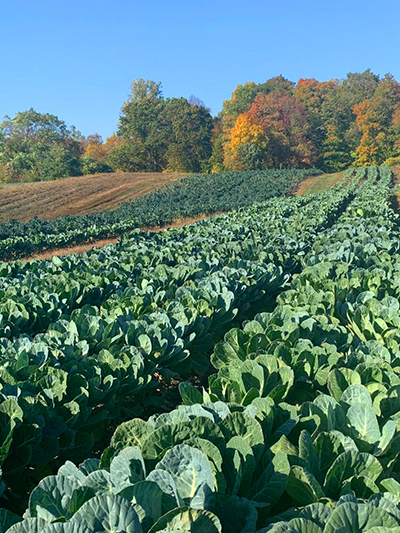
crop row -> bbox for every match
[0,168,319,260]
[1,165,397,532]
[0,171,360,513]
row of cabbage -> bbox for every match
[0,193,338,341]
[0,171,359,510]
[5,165,400,533]
[0,168,319,260]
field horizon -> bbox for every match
[0,168,348,226]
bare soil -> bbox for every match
[0,172,184,223]
[392,165,400,183]
[390,165,400,211]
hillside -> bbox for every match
[0,172,184,223]
[0,168,332,227]
[24,169,342,261]
[0,168,314,260]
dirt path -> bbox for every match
[390,165,400,211]
[391,165,400,183]
[26,214,214,261]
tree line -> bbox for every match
[1,70,400,182]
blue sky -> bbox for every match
[1,0,399,138]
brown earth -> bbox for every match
[0,172,184,223]
[392,165,400,183]
[390,165,400,211]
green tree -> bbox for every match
[221,82,260,126]
[258,75,295,95]
[209,118,225,172]
[160,98,213,172]
[117,79,167,171]
[107,141,150,172]
[319,70,380,170]
[0,109,83,181]
[236,143,265,169]
[116,80,213,173]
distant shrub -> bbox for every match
[81,155,113,175]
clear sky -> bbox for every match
[1,0,400,139]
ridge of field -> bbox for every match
[0,168,317,260]
[0,172,184,223]
[22,169,358,262]
[3,168,340,262]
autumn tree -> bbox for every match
[221,76,294,128]
[225,114,266,170]
[84,134,108,161]
[80,134,113,174]
[319,70,380,170]
[353,74,400,165]
[218,76,295,169]
[294,78,335,165]
[247,92,316,167]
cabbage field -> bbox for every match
[0,165,399,532]
[0,168,318,260]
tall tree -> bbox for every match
[258,75,295,95]
[226,113,267,170]
[294,78,335,166]
[160,98,213,172]
[247,92,316,167]
[115,80,213,172]
[117,79,166,171]
[319,70,380,170]
[353,74,400,165]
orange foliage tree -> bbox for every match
[354,75,400,165]
[225,114,267,169]
[247,92,316,167]
[84,134,109,161]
